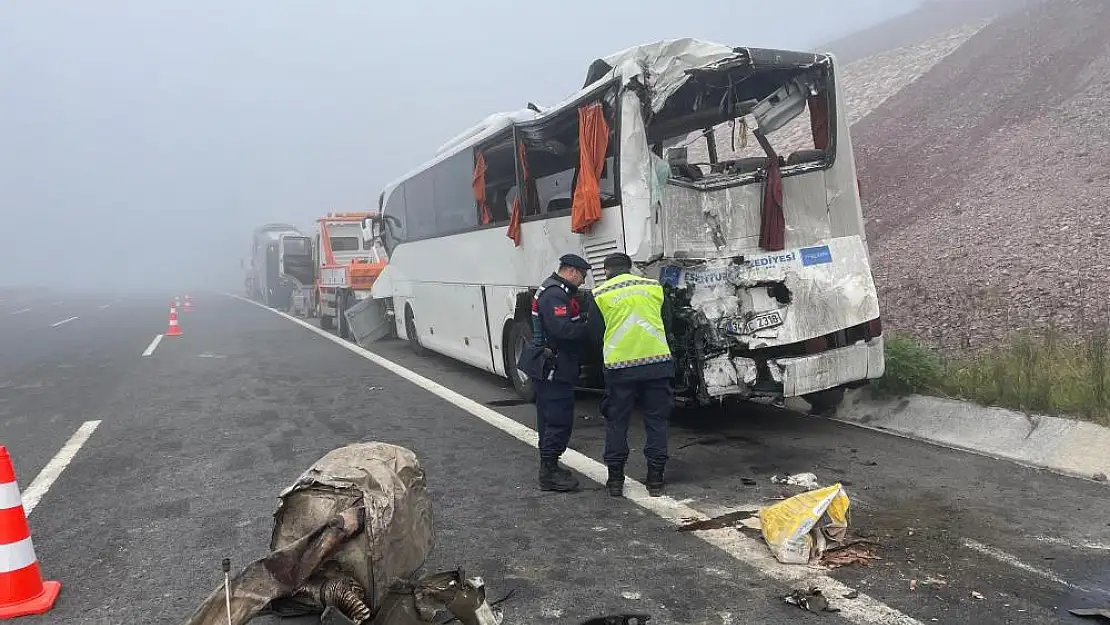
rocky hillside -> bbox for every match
[853,0,1110,350]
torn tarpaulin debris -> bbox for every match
[759,483,850,564]
[184,442,501,625]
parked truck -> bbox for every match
[313,212,388,339]
[246,223,311,311]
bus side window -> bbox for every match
[516,93,618,217]
[474,130,516,225]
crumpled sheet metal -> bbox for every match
[595,39,737,113]
[664,235,880,348]
[271,442,435,616]
[774,337,885,397]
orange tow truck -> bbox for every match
[314,212,387,339]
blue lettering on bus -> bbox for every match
[747,252,796,268]
[800,245,833,266]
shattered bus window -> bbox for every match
[650,57,834,187]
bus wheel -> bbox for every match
[405,304,427,355]
[507,320,535,402]
[804,387,846,416]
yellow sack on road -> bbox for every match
[759,483,850,564]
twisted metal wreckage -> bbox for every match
[183,442,649,625]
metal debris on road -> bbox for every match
[1069,607,1110,620]
[184,442,502,625]
[770,472,820,489]
[783,587,839,614]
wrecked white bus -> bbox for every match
[369,39,884,413]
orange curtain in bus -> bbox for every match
[507,142,529,246]
[571,102,608,234]
[759,157,785,251]
[473,151,492,225]
[808,94,830,151]
[507,197,522,246]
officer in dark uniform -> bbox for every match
[517,253,594,492]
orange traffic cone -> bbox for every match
[0,446,61,618]
[165,304,183,337]
[182,296,192,314]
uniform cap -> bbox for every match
[603,252,632,268]
[559,254,591,271]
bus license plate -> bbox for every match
[745,310,784,333]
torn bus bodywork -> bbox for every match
[583,40,884,410]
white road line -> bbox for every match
[50,316,79,328]
[99,303,111,310]
[231,293,922,625]
[1032,534,1110,552]
[961,538,1108,596]
[22,420,101,515]
[142,334,164,357]
[11,308,31,315]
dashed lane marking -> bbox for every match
[142,334,164,357]
[231,293,922,625]
[22,420,101,515]
[50,316,79,328]
[99,303,111,310]
[11,308,31,315]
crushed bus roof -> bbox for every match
[379,38,830,205]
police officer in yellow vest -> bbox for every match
[591,252,674,497]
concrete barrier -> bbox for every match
[830,389,1110,482]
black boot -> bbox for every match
[645,464,665,497]
[538,457,579,492]
[606,465,625,497]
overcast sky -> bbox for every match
[0,0,920,292]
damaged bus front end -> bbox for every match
[595,41,885,411]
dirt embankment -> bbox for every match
[852,0,1110,350]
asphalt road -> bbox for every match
[1,291,1107,624]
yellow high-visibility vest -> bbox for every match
[593,273,672,369]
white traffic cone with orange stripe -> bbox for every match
[165,304,183,337]
[0,446,61,618]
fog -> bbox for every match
[0,0,920,294]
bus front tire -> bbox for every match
[405,305,427,355]
[507,320,536,403]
